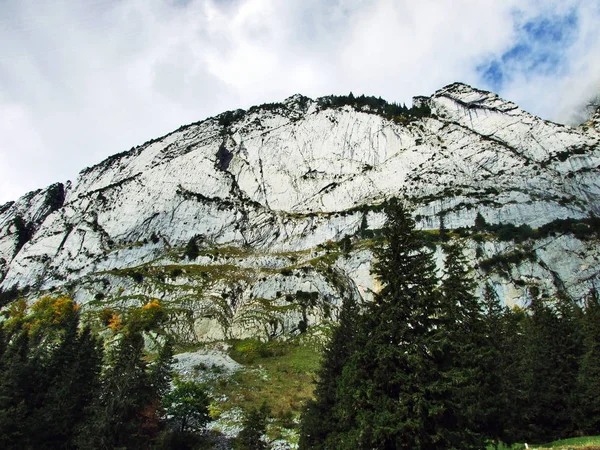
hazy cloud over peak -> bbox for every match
[1,0,599,203]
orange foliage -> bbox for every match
[99,308,115,326]
[142,299,161,310]
[107,313,123,332]
[28,296,79,336]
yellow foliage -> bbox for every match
[132,299,166,331]
[2,295,82,340]
[142,299,161,310]
[107,313,123,332]
[28,296,78,335]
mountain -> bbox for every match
[1,82,599,343]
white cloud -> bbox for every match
[0,0,598,203]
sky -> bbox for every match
[0,0,599,204]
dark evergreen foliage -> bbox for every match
[578,289,600,434]
[235,402,271,450]
[439,243,487,448]
[301,199,600,448]
[0,296,184,450]
[318,93,432,122]
[28,319,103,450]
[329,199,482,449]
[0,300,104,450]
[472,213,600,242]
[299,297,361,449]
[77,329,165,449]
[519,296,580,442]
[184,236,200,260]
[0,328,31,449]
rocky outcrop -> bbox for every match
[1,83,599,341]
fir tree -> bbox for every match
[77,329,155,449]
[578,289,600,434]
[184,236,200,260]
[552,292,583,436]
[474,212,487,230]
[0,328,31,449]
[28,318,103,449]
[333,198,479,449]
[521,296,580,442]
[478,284,527,447]
[440,242,487,448]
[299,296,361,449]
[149,337,174,400]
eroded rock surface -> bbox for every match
[1,83,599,341]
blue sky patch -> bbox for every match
[478,9,579,91]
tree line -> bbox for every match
[318,93,432,122]
[300,199,600,449]
[0,296,220,449]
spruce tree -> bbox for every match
[0,328,31,450]
[552,292,583,436]
[28,317,103,450]
[299,296,361,449]
[478,284,529,447]
[184,236,199,260]
[496,304,530,445]
[578,289,600,434]
[521,296,580,442]
[478,284,506,447]
[440,243,487,448]
[77,329,154,449]
[333,198,478,449]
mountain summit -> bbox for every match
[1,83,599,341]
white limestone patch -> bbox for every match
[172,348,242,380]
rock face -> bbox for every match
[1,83,599,342]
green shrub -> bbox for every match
[230,339,274,364]
[234,403,271,450]
[162,379,210,433]
[184,237,199,260]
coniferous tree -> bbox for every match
[28,317,103,450]
[440,243,487,448]
[578,289,600,434]
[299,296,361,449]
[497,304,529,445]
[474,212,487,231]
[478,284,507,447]
[0,328,31,450]
[478,284,530,447]
[77,329,155,449]
[332,199,478,449]
[235,403,271,450]
[552,292,583,436]
[149,337,174,400]
[520,296,579,443]
[184,236,200,260]
[0,297,103,449]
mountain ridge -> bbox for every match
[1,82,599,342]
